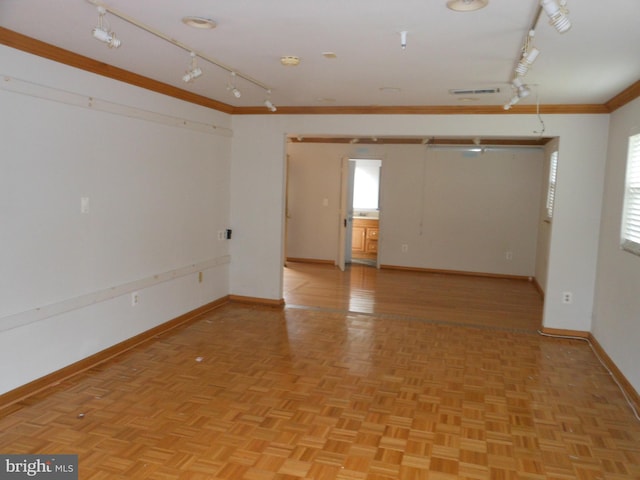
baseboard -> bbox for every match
[379,264,532,281]
[286,257,334,265]
[540,327,640,416]
[539,326,590,338]
[229,295,285,307]
[588,333,640,415]
[0,296,230,413]
[532,277,545,300]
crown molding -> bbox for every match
[0,27,234,114]
[605,80,640,112]
[288,137,551,146]
[231,104,609,115]
[0,27,635,116]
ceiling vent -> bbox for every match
[449,87,500,95]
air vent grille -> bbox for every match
[449,88,500,95]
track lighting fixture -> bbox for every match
[512,77,531,99]
[227,72,241,98]
[503,78,531,110]
[264,92,277,112]
[182,52,202,82]
[86,1,273,106]
[92,6,121,48]
[515,46,540,76]
[541,0,571,33]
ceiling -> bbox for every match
[1,0,639,113]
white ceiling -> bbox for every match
[1,0,639,110]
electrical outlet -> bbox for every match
[506,251,513,260]
[401,244,408,253]
[217,231,225,241]
[562,291,573,304]
[131,292,139,306]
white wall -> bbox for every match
[230,113,609,334]
[286,142,543,277]
[534,138,559,294]
[592,96,640,394]
[0,46,233,394]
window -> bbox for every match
[621,132,640,256]
[546,150,559,219]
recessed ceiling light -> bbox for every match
[446,0,488,12]
[281,56,301,66]
[182,16,217,29]
[322,52,337,59]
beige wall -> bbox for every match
[286,142,544,277]
[592,96,640,392]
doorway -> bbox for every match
[349,159,381,267]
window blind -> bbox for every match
[622,133,640,256]
[546,151,558,219]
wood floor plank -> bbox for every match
[1,265,639,478]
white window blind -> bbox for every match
[546,151,558,219]
[622,132,640,256]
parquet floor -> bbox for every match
[1,265,639,479]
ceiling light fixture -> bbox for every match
[503,78,531,110]
[227,72,241,98]
[86,1,272,101]
[280,56,301,66]
[181,16,217,29]
[512,77,531,99]
[446,0,488,12]
[540,0,571,33]
[400,31,408,50]
[515,46,540,76]
[264,91,277,112]
[182,52,203,82]
[92,6,121,48]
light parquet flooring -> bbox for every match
[1,266,639,479]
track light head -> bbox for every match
[92,7,121,48]
[182,52,203,82]
[515,47,540,76]
[541,0,571,33]
[512,77,531,99]
[264,99,277,112]
[92,27,121,48]
[226,72,241,98]
[182,67,202,83]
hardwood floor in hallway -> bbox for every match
[283,262,543,333]
[0,266,638,479]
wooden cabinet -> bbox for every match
[352,218,379,260]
